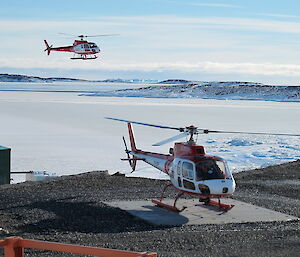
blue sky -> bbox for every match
[2,0,300,84]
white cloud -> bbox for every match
[111,62,300,77]
[3,16,300,35]
[257,13,300,19]
[3,10,300,55]
[2,15,300,83]
[94,16,300,34]
[2,57,300,77]
[189,3,242,8]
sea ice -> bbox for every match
[0,82,299,183]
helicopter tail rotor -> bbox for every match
[43,40,53,55]
[122,136,136,172]
[120,124,138,172]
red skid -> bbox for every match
[204,199,234,211]
[152,200,186,212]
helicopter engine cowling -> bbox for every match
[173,143,205,157]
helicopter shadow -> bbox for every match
[126,204,190,226]
[11,197,164,234]
[127,200,231,226]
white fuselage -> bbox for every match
[131,151,236,198]
[73,42,100,55]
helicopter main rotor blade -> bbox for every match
[58,33,119,38]
[106,117,300,139]
[58,32,74,36]
[152,132,189,146]
[200,129,300,137]
[105,117,181,131]
[84,34,120,37]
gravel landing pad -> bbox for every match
[107,198,299,226]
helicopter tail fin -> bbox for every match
[127,123,137,152]
[44,40,52,55]
[120,123,138,171]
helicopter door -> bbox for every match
[176,160,182,188]
[84,44,90,52]
[181,161,196,191]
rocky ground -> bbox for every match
[0,160,299,257]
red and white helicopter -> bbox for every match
[106,117,300,212]
[44,34,118,60]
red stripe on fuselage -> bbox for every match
[134,149,172,160]
[50,46,73,52]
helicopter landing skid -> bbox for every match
[152,184,187,212]
[70,56,97,60]
[70,54,97,60]
[203,198,235,211]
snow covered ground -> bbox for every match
[0,82,300,183]
[83,82,300,102]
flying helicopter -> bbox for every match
[44,33,119,60]
[106,117,300,212]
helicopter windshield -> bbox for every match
[195,160,228,181]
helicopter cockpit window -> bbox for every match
[182,162,194,180]
[196,160,227,181]
[89,43,97,48]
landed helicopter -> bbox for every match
[44,33,118,60]
[106,117,300,212]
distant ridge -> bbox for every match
[0,74,158,83]
[0,74,87,83]
[157,79,192,84]
[83,81,300,102]
[1,73,300,101]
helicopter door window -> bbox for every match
[183,179,196,190]
[215,161,228,177]
[182,162,194,180]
